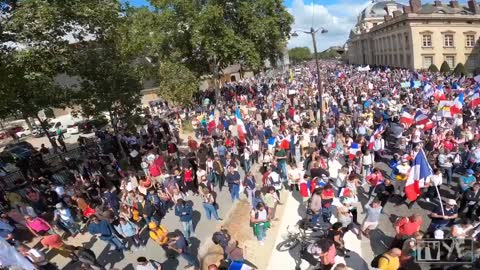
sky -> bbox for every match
[125,0,470,52]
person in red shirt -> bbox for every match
[187,136,198,152]
[391,214,422,248]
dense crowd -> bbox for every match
[1,61,480,270]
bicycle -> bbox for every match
[276,219,330,252]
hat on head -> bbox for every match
[148,221,157,229]
[55,203,63,209]
[446,198,457,206]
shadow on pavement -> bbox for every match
[345,250,369,270]
[192,210,201,231]
[369,229,393,256]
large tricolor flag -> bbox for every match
[450,93,464,115]
[400,111,414,126]
[414,111,429,126]
[349,143,361,160]
[433,86,446,101]
[235,107,247,143]
[405,149,433,201]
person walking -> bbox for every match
[244,171,257,207]
[250,202,270,246]
[115,218,142,251]
[201,188,220,221]
[362,199,382,237]
[226,166,241,202]
[376,248,401,270]
[87,216,126,252]
[174,199,195,240]
[167,231,199,270]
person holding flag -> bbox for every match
[403,149,433,209]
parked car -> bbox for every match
[80,118,108,134]
[1,141,37,161]
[67,124,81,134]
[15,128,31,138]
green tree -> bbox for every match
[0,0,91,148]
[428,64,439,72]
[440,61,451,73]
[158,61,199,105]
[122,0,293,104]
[453,63,467,76]
[288,47,311,64]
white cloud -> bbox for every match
[287,0,370,52]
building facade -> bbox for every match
[346,0,480,72]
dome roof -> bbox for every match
[358,0,405,22]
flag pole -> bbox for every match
[433,181,445,216]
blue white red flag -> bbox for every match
[349,143,361,160]
[405,149,433,201]
[235,107,246,143]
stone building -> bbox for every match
[346,0,480,72]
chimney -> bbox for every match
[409,0,422,13]
[468,0,479,14]
[434,0,442,6]
[393,10,402,17]
[449,1,459,8]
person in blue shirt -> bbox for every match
[88,216,126,252]
[459,169,476,193]
[174,199,195,241]
[244,172,257,207]
[226,166,241,202]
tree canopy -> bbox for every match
[288,47,311,64]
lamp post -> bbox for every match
[292,27,328,127]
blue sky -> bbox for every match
[124,0,469,51]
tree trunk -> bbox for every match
[23,115,33,132]
[109,110,127,160]
[35,113,58,153]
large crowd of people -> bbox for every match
[1,60,480,270]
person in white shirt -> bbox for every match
[423,168,442,202]
[288,163,303,192]
[373,134,385,162]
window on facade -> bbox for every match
[444,34,454,47]
[422,35,432,47]
[445,55,455,68]
[466,35,476,47]
[423,56,433,69]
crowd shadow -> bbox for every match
[192,210,201,231]
[369,229,393,256]
[344,250,369,270]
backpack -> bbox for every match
[371,254,389,268]
[212,231,229,247]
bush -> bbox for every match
[453,63,467,76]
[428,64,439,72]
[440,61,451,73]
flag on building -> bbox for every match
[349,143,361,160]
[405,149,433,201]
[471,92,480,108]
[235,107,247,143]
[450,93,464,115]
[400,111,414,126]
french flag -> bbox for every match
[414,111,430,126]
[235,107,247,143]
[349,143,361,160]
[433,86,446,101]
[471,92,480,108]
[405,149,433,201]
[450,93,464,115]
[207,111,216,133]
[368,124,385,150]
[400,111,414,126]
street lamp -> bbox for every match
[291,27,328,127]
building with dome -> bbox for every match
[346,0,480,72]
